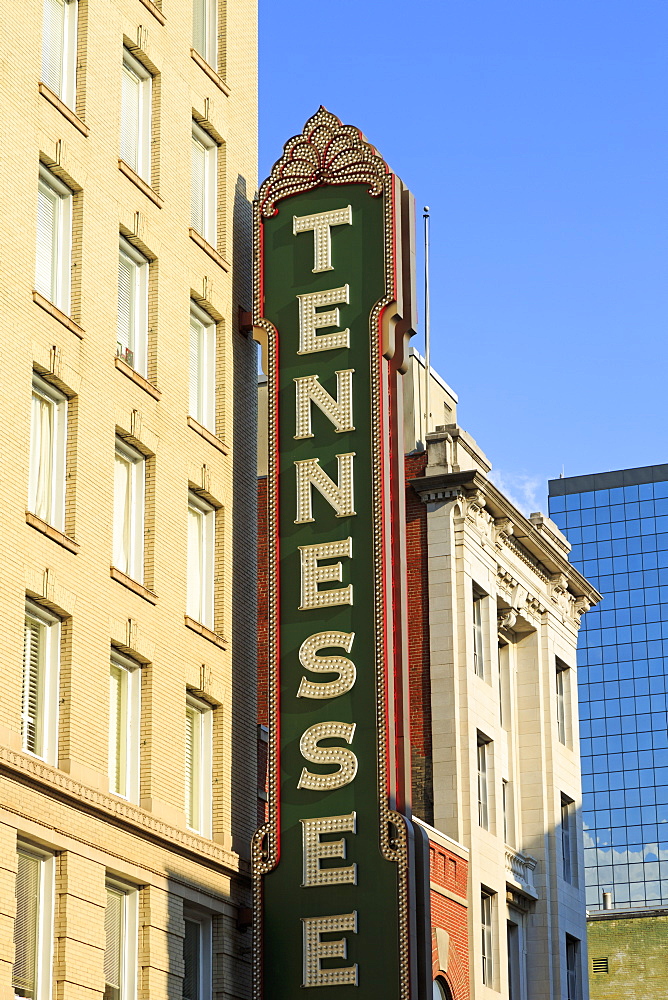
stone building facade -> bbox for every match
[1,1,257,998]
[407,410,601,1000]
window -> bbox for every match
[183,913,212,1000]
[192,0,217,67]
[113,439,145,581]
[189,303,215,430]
[565,936,580,1000]
[104,882,138,1000]
[120,49,151,181]
[23,602,60,764]
[29,374,67,530]
[185,695,213,836]
[561,794,575,884]
[502,779,509,845]
[477,734,490,830]
[109,652,141,802]
[472,587,485,678]
[187,492,215,628]
[36,165,72,312]
[13,846,54,1000]
[191,122,217,245]
[41,0,78,106]
[556,657,570,745]
[117,239,148,377]
[432,979,453,1000]
[481,890,494,987]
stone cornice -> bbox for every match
[0,745,243,876]
[411,470,601,605]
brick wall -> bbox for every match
[429,837,470,1000]
[405,452,433,824]
[588,913,668,1000]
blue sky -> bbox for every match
[259,1,668,514]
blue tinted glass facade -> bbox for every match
[548,472,668,910]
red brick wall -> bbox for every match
[430,839,470,1000]
[405,452,433,824]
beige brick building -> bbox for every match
[0,1,257,998]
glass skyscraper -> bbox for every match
[548,464,668,911]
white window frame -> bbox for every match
[189,303,216,431]
[192,0,217,68]
[29,374,68,531]
[117,239,149,377]
[185,695,213,837]
[481,889,494,987]
[472,587,485,679]
[13,844,55,1000]
[556,657,571,746]
[565,935,580,1000]
[23,601,60,765]
[561,794,575,885]
[477,734,490,831]
[187,492,215,629]
[36,165,72,313]
[109,651,142,803]
[113,438,145,582]
[120,48,152,181]
[182,910,213,1000]
[41,0,78,107]
[104,880,138,1000]
[191,122,217,245]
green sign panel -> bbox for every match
[253,109,423,1000]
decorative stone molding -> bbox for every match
[497,609,518,634]
[505,848,538,900]
[258,107,388,218]
[494,517,514,548]
[0,745,241,874]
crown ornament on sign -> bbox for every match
[258,107,389,217]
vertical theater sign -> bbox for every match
[253,108,428,999]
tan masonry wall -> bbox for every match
[1,0,257,997]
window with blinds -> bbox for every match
[109,653,141,801]
[117,239,149,376]
[191,123,217,244]
[182,914,212,1000]
[41,0,78,106]
[189,304,215,431]
[13,847,53,1000]
[185,696,213,836]
[120,50,151,181]
[113,439,145,582]
[23,603,60,764]
[187,493,215,628]
[104,886,124,1000]
[35,165,72,312]
[192,0,217,67]
[29,374,67,530]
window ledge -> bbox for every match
[115,356,162,400]
[118,160,163,208]
[138,0,166,24]
[111,566,158,604]
[184,615,227,648]
[187,416,229,454]
[32,291,84,338]
[190,48,230,96]
[38,83,89,136]
[26,511,80,553]
[188,228,230,271]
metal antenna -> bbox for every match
[423,206,431,442]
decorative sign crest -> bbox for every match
[253,109,427,1000]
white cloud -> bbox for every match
[488,469,545,517]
